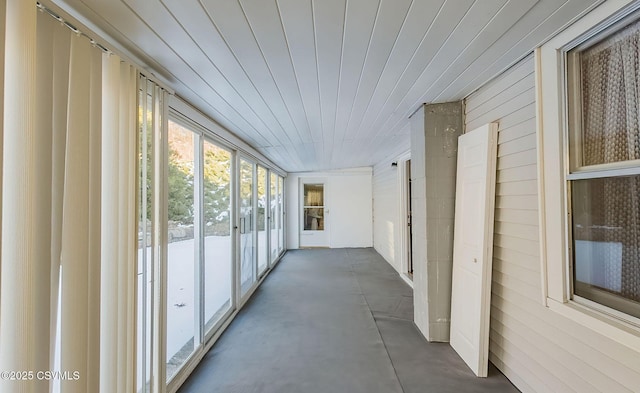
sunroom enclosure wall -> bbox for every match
[465,53,640,392]
[159,97,287,393]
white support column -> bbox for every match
[0,2,46,393]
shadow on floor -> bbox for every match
[178,248,519,393]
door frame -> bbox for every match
[396,152,413,282]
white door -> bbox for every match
[299,178,329,247]
[450,123,498,377]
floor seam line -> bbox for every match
[345,249,407,393]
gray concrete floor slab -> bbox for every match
[178,248,519,393]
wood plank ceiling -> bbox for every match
[48,0,601,172]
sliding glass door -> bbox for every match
[166,120,198,381]
[278,176,285,253]
[257,166,268,276]
[239,159,255,297]
[203,140,233,335]
[137,94,285,391]
[269,172,279,265]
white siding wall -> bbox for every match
[465,55,640,393]
[372,159,402,273]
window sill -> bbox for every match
[547,298,640,353]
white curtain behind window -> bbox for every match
[0,3,138,392]
[581,21,640,302]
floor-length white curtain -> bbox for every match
[101,53,138,393]
[0,2,41,392]
[581,22,640,301]
[1,3,139,392]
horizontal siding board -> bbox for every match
[372,161,401,272]
[495,105,536,131]
[497,134,537,157]
[493,282,640,375]
[466,73,535,125]
[492,285,640,391]
[494,233,539,258]
[466,88,535,131]
[497,118,536,145]
[492,269,540,301]
[496,164,537,182]
[494,221,539,243]
[493,245,540,273]
[489,349,536,393]
[497,149,537,170]
[495,195,538,211]
[496,180,538,196]
[490,316,596,393]
[465,56,535,112]
[489,330,563,393]
[495,207,539,226]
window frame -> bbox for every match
[537,0,640,342]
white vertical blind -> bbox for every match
[101,54,138,393]
[59,30,102,393]
[0,0,4,344]
[1,4,140,391]
[0,2,41,393]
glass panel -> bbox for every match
[257,166,268,275]
[137,79,156,393]
[270,172,278,264]
[304,208,324,231]
[166,121,197,381]
[304,183,324,206]
[573,20,640,168]
[203,140,232,334]
[240,159,255,296]
[571,175,640,318]
[278,176,284,253]
[303,183,324,231]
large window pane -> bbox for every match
[567,19,640,321]
[240,159,255,296]
[571,19,640,169]
[303,184,324,231]
[571,176,640,318]
[278,176,284,253]
[137,78,159,393]
[257,166,268,275]
[166,121,197,381]
[270,172,278,264]
[203,140,233,333]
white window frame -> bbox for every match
[537,0,640,350]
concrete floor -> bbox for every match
[178,248,519,393]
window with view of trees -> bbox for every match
[166,120,198,381]
[136,98,286,389]
[203,140,233,334]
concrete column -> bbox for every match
[411,101,463,342]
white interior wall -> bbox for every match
[372,156,408,274]
[466,54,640,392]
[286,167,373,249]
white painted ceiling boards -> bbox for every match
[47,0,601,172]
